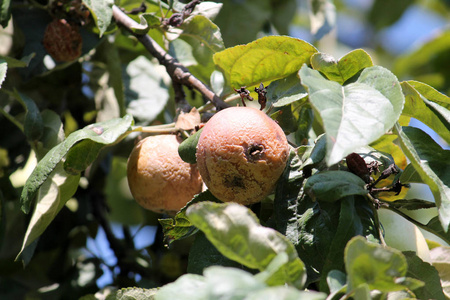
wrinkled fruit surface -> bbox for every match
[43,18,82,62]
[196,107,289,205]
[127,135,202,215]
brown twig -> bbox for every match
[111,5,229,111]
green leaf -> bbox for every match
[388,199,436,210]
[17,162,80,264]
[394,29,450,80]
[82,0,114,37]
[299,133,327,170]
[403,251,445,300]
[159,190,220,246]
[327,270,347,294]
[299,65,404,165]
[424,216,450,245]
[394,125,450,232]
[178,128,202,164]
[105,287,158,300]
[0,0,11,28]
[129,13,160,35]
[186,202,306,288]
[319,196,380,291]
[267,73,308,107]
[154,274,206,300]
[214,0,271,46]
[309,0,336,40]
[214,36,317,91]
[305,171,368,202]
[368,0,411,29]
[0,54,34,68]
[408,80,450,110]
[345,236,409,292]
[20,114,133,214]
[63,140,105,174]
[400,163,423,184]
[124,56,169,123]
[430,247,450,299]
[187,231,242,275]
[179,15,224,53]
[12,90,44,142]
[245,286,327,300]
[401,81,450,145]
[310,49,373,85]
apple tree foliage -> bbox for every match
[0,0,449,299]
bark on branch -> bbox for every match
[111,5,229,110]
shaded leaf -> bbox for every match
[129,13,160,35]
[394,29,450,80]
[124,56,169,123]
[17,163,80,264]
[345,236,411,292]
[424,216,450,245]
[394,125,450,232]
[20,114,133,213]
[214,36,317,91]
[305,171,368,202]
[299,65,404,165]
[178,128,203,164]
[11,90,44,142]
[0,54,34,68]
[388,199,436,210]
[82,0,114,37]
[403,251,445,300]
[186,202,306,288]
[159,190,220,246]
[310,49,373,85]
[368,0,411,29]
[187,231,242,275]
[430,247,450,299]
[401,81,450,145]
[319,196,380,291]
[309,0,336,40]
[267,73,308,107]
[0,0,11,28]
[400,163,423,184]
[214,0,271,47]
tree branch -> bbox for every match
[111,5,229,111]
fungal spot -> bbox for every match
[223,175,245,189]
[245,144,265,162]
[89,125,104,135]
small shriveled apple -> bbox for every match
[196,107,289,205]
[127,134,202,215]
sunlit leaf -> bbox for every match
[401,81,450,145]
[186,202,306,288]
[345,236,413,292]
[394,125,450,232]
[124,56,169,123]
[20,114,133,214]
[300,65,404,165]
[214,36,317,92]
[310,49,373,85]
[403,251,445,300]
[82,0,114,37]
[17,163,80,264]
